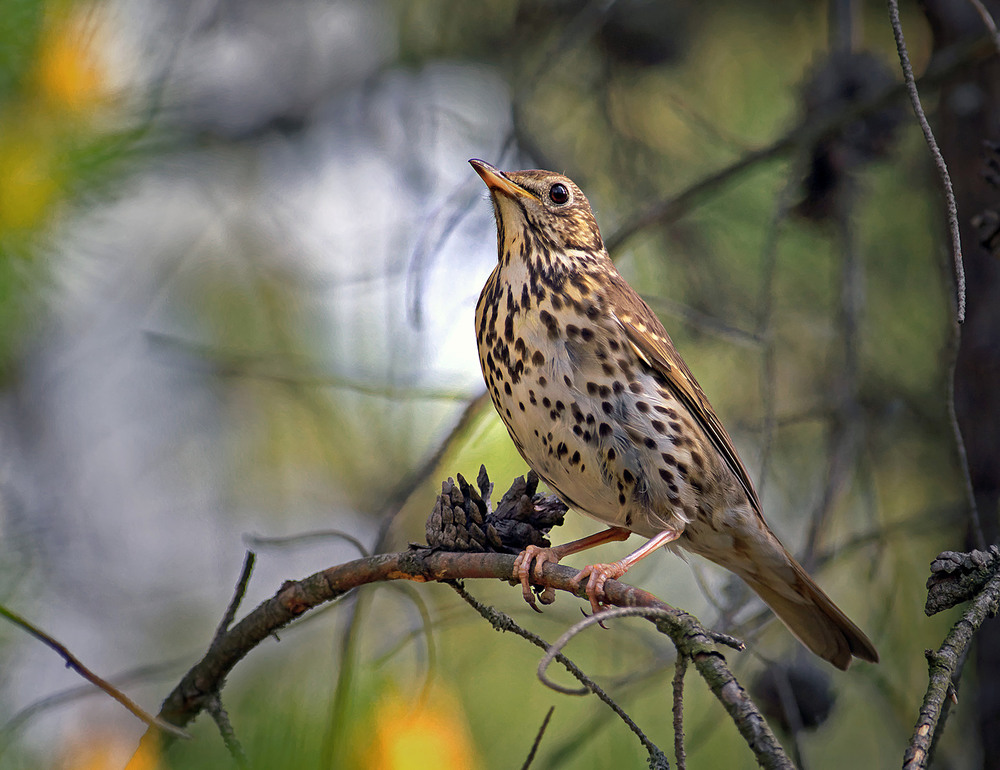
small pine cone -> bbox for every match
[426,474,489,551]
[425,466,567,554]
[925,546,1000,616]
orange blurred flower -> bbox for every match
[56,726,161,770]
[35,1,112,115]
[362,686,479,770]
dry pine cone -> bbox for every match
[426,466,566,554]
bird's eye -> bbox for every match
[549,183,569,204]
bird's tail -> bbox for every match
[714,532,879,670]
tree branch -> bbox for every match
[126,546,795,769]
[903,550,1000,769]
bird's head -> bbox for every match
[470,159,605,267]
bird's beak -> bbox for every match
[469,159,537,201]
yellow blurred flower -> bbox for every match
[362,686,479,770]
[0,134,59,230]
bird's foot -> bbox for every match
[570,561,629,616]
[512,545,560,611]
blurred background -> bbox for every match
[0,0,994,768]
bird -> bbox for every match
[470,158,878,670]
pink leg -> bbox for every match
[512,527,631,611]
[570,529,683,615]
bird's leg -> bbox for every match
[513,527,631,611]
[571,529,683,615]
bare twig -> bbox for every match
[376,583,438,703]
[212,551,256,648]
[903,566,1000,769]
[887,0,966,323]
[947,318,985,549]
[802,198,866,568]
[643,295,764,348]
[969,0,1000,53]
[537,608,743,695]
[519,706,555,770]
[245,529,371,558]
[672,654,688,770]
[206,695,248,769]
[0,605,189,740]
[0,658,187,758]
[449,582,669,768]
[377,390,490,520]
[537,606,790,770]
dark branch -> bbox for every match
[519,706,555,770]
[206,694,248,768]
[126,545,793,769]
[904,549,1000,769]
[212,551,256,648]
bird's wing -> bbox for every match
[606,274,762,515]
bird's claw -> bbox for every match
[570,562,628,622]
[512,545,560,612]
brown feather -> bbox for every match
[602,272,763,515]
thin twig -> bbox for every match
[376,389,490,521]
[887,0,966,323]
[0,658,188,758]
[672,654,688,770]
[206,694,248,769]
[536,607,740,695]
[886,0,981,548]
[449,582,669,768]
[772,666,808,769]
[212,551,256,649]
[536,606,789,770]
[969,0,1000,53]
[606,139,794,254]
[520,706,555,770]
[0,605,189,740]
[802,193,865,569]
[948,313,985,549]
[643,295,764,348]
[245,530,371,558]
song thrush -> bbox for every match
[470,159,878,670]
